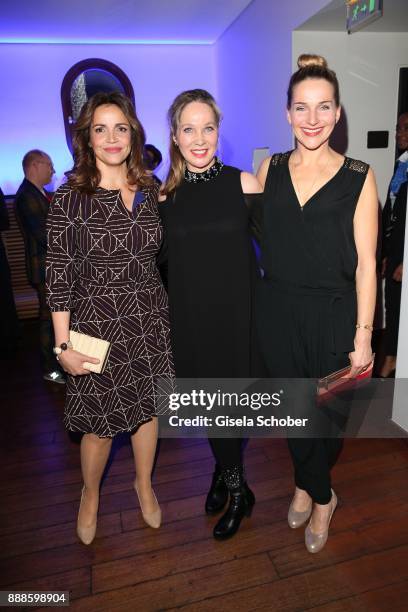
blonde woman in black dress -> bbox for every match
[256,55,378,553]
[159,89,262,540]
[46,92,174,544]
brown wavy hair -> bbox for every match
[66,91,153,193]
[161,89,222,196]
[287,54,340,109]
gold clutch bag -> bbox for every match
[69,330,111,374]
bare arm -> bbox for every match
[350,167,378,375]
[256,157,272,190]
[240,171,262,194]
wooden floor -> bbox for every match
[1,322,408,612]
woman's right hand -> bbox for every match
[57,349,100,376]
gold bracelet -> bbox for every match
[356,324,373,331]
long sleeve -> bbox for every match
[15,190,48,251]
[46,186,80,311]
[389,182,407,271]
[381,189,392,258]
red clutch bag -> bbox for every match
[317,358,374,402]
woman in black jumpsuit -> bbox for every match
[159,89,262,540]
[256,55,378,553]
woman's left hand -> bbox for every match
[392,263,403,282]
[349,334,374,377]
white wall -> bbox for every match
[292,31,408,204]
[215,0,329,172]
[0,43,216,194]
[293,29,408,429]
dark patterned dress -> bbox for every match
[46,183,174,437]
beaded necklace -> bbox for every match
[184,157,224,183]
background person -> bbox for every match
[144,144,163,185]
[15,150,64,383]
[380,112,408,377]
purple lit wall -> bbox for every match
[1,1,340,194]
[0,43,216,194]
[215,0,329,172]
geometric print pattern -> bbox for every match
[46,183,174,437]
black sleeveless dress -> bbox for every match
[256,151,369,504]
[160,164,257,379]
[159,163,259,470]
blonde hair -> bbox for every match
[297,54,328,69]
[287,54,339,108]
[161,89,222,195]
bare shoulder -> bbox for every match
[355,166,378,216]
[364,165,376,185]
[240,171,263,194]
[158,191,167,203]
[359,166,377,200]
[256,156,272,189]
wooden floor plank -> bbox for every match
[306,579,408,612]
[70,554,277,611]
[271,513,408,580]
[172,545,408,611]
[7,568,91,602]
[0,512,122,561]
[2,321,408,611]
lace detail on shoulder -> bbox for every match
[344,158,369,174]
[271,151,291,166]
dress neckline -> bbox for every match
[96,186,146,216]
[286,152,347,210]
[184,158,224,183]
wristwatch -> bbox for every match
[53,340,73,355]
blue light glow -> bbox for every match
[0,42,216,194]
[0,38,213,45]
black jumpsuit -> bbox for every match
[256,152,369,504]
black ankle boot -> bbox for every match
[205,464,229,515]
[213,466,255,540]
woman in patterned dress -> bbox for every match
[46,92,174,544]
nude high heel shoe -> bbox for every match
[288,496,312,529]
[305,490,337,553]
[77,487,98,545]
[135,483,162,529]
